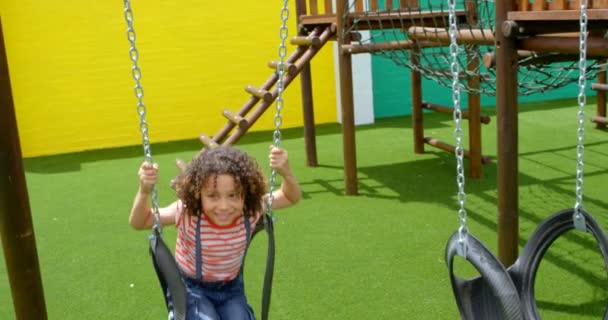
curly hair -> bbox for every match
[174,146,267,217]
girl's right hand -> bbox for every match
[138,161,158,194]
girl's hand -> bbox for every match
[269,145,292,177]
[138,161,158,194]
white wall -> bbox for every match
[333,31,375,125]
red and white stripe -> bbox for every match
[175,201,261,281]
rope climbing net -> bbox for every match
[343,0,607,95]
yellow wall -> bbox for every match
[1,1,337,158]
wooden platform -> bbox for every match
[299,9,466,31]
[508,8,608,20]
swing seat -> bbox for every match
[446,232,524,320]
[248,214,276,320]
[447,208,608,320]
[150,229,188,320]
[509,208,608,319]
[150,214,275,320]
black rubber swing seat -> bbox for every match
[446,208,608,320]
[150,229,188,320]
[150,214,276,320]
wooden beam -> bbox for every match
[496,0,520,266]
[222,109,248,129]
[0,16,48,319]
[268,60,298,76]
[336,0,358,195]
[423,137,492,164]
[245,85,274,103]
[291,35,321,47]
[508,8,608,20]
[199,134,219,149]
[595,65,607,129]
[407,27,495,45]
[341,39,442,54]
[502,19,608,37]
[517,35,608,56]
[592,83,608,91]
[482,50,582,68]
[299,9,467,30]
[411,45,424,154]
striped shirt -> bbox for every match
[174,201,262,281]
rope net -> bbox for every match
[344,0,607,95]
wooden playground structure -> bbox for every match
[2,0,608,318]
[198,0,608,265]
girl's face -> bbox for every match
[200,174,245,226]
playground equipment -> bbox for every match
[0,18,48,319]
[199,1,607,192]
[283,0,608,264]
[200,0,490,189]
[444,0,608,317]
[136,0,608,274]
[494,0,608,264]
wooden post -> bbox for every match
[310,0,319,15]
[592,0,608,8]
[370,0,379,11]
[495,0,519,266]
[337,0,358,195]
[467,53,482,179]
[410,45,424,154]
[386,0,393,10]
[324,0,333,14]
[296,0,319,167]
[466,0,482,179]
[355,0,364,12]
[596,61,607,129]
[0,18,48,319]
[300,63,318,167]
[533,0,549,10]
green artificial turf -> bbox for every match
[1,97,607,319]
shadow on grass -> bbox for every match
[537,298,608,317]
[299,144,608,318]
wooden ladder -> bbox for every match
[197,25,336,149]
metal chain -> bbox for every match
[448,0,468,257]
[123,0,162,232]
[574,0,589,231]
[266,0,289,218]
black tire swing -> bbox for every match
[122,1,291,319]
[443,1,608,318]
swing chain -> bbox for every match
[123,0,162,232]
[448,0,468,257]
[574,0,589,231]
[266,0,289,217]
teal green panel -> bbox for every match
[371,56,597,119]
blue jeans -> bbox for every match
[184,276,255,320]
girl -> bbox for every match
[129,145,302,319]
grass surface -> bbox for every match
[1,97,608,319]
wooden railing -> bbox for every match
[302,0,421,15]
[516,0,608,11]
